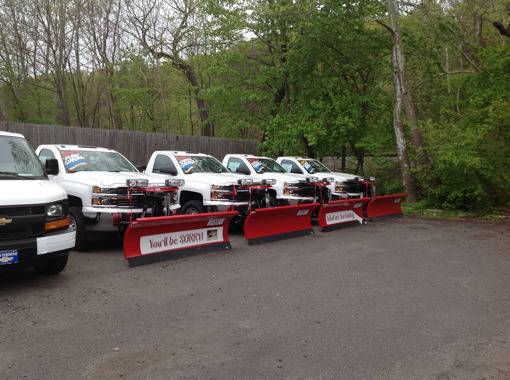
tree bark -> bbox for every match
[341,145,346,172]
[155,55,213,136]
[387,0,430,168]
[392,43,417,201]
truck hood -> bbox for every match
[254,172,310,184]
[64,171,165,187]
[312,171,361,182]
[183,172,255,186]
[0,180,67,206]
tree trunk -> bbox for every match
[387,0,430,168]
[178,61,213,137]
[386,0,418,200]
[392,42,417,201]
[341,145,346,172]
[0,94,7,121]
[355,149,365,176]
[301,135,315,158]
[55,75,70,126]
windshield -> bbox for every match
[60,150,137,173]
[0,135,45,179]
[299,159,331,174]
[248,158,286,174]
[175,155,228,174]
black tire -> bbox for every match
[35,254,68,275]
[181,200,205,215]
[69,207,88,251]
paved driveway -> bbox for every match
[1,218,509,379]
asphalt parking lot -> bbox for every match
[1,217,510,380]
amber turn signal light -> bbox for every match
[45,217,71,232]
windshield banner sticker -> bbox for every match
[248,158,264,173]
[299,160,314,174]
[62,152,87,172]
[177,157,195,174]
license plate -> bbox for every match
[0,250,19,265]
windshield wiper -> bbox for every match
[0,171,35,179]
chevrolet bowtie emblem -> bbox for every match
[0,217,13,226]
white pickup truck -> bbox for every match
[276,156,374,199]
[222,154,331,205]
[36,145,182,250]
[0,131,75,274]
[145,151,273,220]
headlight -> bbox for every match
[92,186,117,194]
[262,178,276,185]
[369,176,376,182]
[126,179,149,187]
[283,182,300,195]
[44,202,70,232]
[46,203,64,217]
[165,179,185,187]
[92,186,118,207]
[211,185,233,200]
[237,178,253,186]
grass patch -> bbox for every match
[402,201,510,222]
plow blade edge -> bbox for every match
[317,198,371,230]
[366,193,408,219]
[123,211,238,267]
[244,203,320,245]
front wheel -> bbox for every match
[69,207,88,251]
[181,200,205,215]
[34,254,69,275]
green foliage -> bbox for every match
[418,45,510,210]
[0,0,509,211]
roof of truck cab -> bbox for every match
[278,156,311,160]
[228,154,273,160]
[0,131,24,138]
[154,150,209,157]
[42,144,117,152]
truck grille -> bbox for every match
[341,180,364,194]
[0,205,46,241]
[296,183,315,197]
[230,186,250,202]
[114,188,151,208]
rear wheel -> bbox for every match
[69,207,88,250]
[35,254,68,275]
[181,200,205,215]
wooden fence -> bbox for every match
[1,122,258,166]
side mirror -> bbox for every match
[45,159,59,176]
[159,166,178,176]
[236,167,251,175]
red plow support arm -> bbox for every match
[123,211,238,267]
[244,203,320,245]
[317,198,371,230]
[365,193,408,219]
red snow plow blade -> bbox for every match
[123,211,238,267]
[365,193,408,219]
[244,203,319,245]
[317,198,371,230]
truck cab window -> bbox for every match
[153,155,177,174]
[0,136,45,179]
[281,160,303,174]
[38,149,56,165]
[227,157,250,174]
